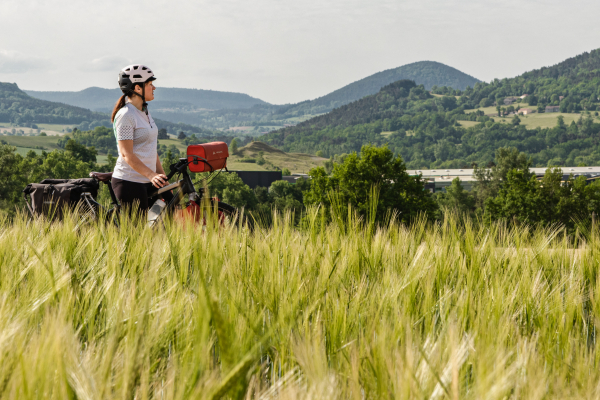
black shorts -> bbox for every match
[112,177,173,212]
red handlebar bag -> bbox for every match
[187,142,229,173]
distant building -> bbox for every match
[518,108,534,115]
[407,167,600,192]
[519,94,529,99]
[559,96,565,101]
[228,171,283,189]
[503,97,517,105]
[545,105,561,113]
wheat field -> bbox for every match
[1,209,600,399]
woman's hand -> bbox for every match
[150,173,169,188]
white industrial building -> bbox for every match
[407,167,600,193]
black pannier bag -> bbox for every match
[23,178,99,218]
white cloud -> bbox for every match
[1,0,600,102]
[0,50,47,74]
[82,56,132,72]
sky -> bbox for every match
[1,0,600,104]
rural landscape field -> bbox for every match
[5,0,600,397]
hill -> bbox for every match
[0,82,108,126]
[443,48,600,114]
[227,141,327,173]
[22,62,478,131]
[0,82,221,136]
[262,49,600,169]
[279,61,480,116]
[25,87,269,113]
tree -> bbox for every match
[281,168,291,176]
[157,128,168,140]
[473,147,532,209]
[323,158,334,175]
[304,144,437,223]
[206,172,257,210]
[269,180,305,219]
[511,114,521,126]
[485,168,600,231]
[64,139,97,163]
[177,131,186,140]
[435,178,475,217]
[106,152,117,172]
[316,150,324,158]
[160,150,179,175]
[230,138,239,155]
[0,145,26,208]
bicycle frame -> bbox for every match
[82,157,226,227]
[146,158,226,226]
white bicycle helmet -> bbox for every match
[118,64,156,115]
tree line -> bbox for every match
[4,139,600,231]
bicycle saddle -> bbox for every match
[89,172,113,182]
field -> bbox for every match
[156,139,324,173]
[1,135,61,151]
[1,134,324,172]
[232,141,327,174]
[2,211,600,399]
[0,123,73,136]
[462,105,592,129]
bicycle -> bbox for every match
[84,157,252,230]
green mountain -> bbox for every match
[451,48,600,114]
[22,62,478,130]
[25,87,269,113]
[0,82,217,136]
[263,48,600,169]
[0,82,108,125]
[280,61,480,116]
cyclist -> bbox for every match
[110,64,171,212]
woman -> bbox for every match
[110,64,170,212]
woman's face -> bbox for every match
[134,81,156,101]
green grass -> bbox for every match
[0,124,72,136]
[14,146,44,156]
[462,104,594,129]
[457,121,480,128]
[2,209,600,398]
[158,138,187,153]
[1,135,61,150]
[229,141,326,174]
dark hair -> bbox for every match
[111,95,127,123]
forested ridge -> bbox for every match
[26,86,269,113]
[0,82,108,125]
[0,82,219,136]
[263,49,600,169]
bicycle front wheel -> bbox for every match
[172,198,253,231]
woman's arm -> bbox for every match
[118,140,167,188]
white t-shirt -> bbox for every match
[112,102,159,183]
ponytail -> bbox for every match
[111,95,127,123]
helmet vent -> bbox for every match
[132,74,143,79]
[133,66,139,70]
[142,67,147,70]
[125,68,130,71]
